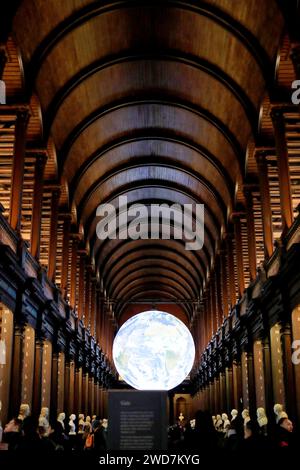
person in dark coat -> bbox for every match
[3,417,22,451]
[185,410,221,452]
[14,416,55,455]
[275,417,296,453]
[93,419,108,454]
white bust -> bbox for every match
[69,414,76,435]
[57,412,65,430]
[102,418,108,429]
[221,413,230,432]
[18,403,30,420]
[190,418,196,429]
[78,413,85,433]
[231,409,238,421]
[85,416,92,433]
[257,407,268,427]
[215,414,223,431]
[39,407,49,435]
[178,412,184,422]
[274,403,288,424]
[242,409,251,425]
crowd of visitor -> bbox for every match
[169,405,297,457]
[0,403,297,463]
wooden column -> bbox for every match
[89,377,94,415]
[200,307,205,353]
[232,216,245,297]
[61,216,71,298]
[195,313,201,361]
[262,337,273,419]
[214,377,220,414]
[271,108,293,233]
[47,188,60,281]
[9,108,30,231]
[106,318,111,362]
[93,381,97,417]
[247,350,256,418]
[281,323,296,420]
[255,151,274,259]
[85,267,91,329]
[77,252,86,320]
[197,308,202,354]
[51,351,59,421]
[244,187,257,281]
[94,381,99,416]
[74,366,82,416]
[202,297,207,347]
[225,366,233,414]
[219,372,226,413]
[30,152,47,259]
[215,260,223,327]
[69,237,78,309]
[205,292,210,341]
[99,295,105,349]
[32,338,44,418]
[110,320,115,361]
[99,387,104,418]
[83,372,89,416]
[205,293,211,341]
[209,382,214,413]
[57,352,65,414]
[9,325,25,418]
[210,274,217,335]
[90,278,96,337]
[104,302,110,355]
[97,292,103,346]
[64,360,71,417]
[69,361,75,414]
[220,250,229,317]
[232,360,242,410]
[226,234,236,308]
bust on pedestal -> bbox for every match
[221,413,230,433]
[57,412,66,430]
[242,409,251,426]
[257,407,268,437]
[231,409,238,422]
[39,407,50,436]
[78,413,85,434]
[274,403,288,424]
[69,414,76,435]
[215,414,223,432]
[85,415,92,433]
[18,403,30,421]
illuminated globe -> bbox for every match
[113,310,195,390]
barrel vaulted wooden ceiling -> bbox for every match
[10,0,285,320]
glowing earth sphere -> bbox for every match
[113,310,195,390]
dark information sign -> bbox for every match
[108,390,168,450]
